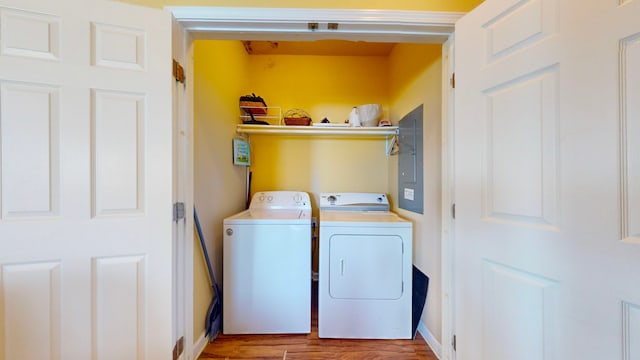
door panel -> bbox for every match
[1,262,61,360]
[93,256,146,360]
[91,23,146,71]
[481,261,558,360]
[484,0,556,63]
[92,89,145,216]
[455,0,640,359]
[0,7,60,61]
[483,67,558,227]
[1,82,59,218]
[0,1,171,359]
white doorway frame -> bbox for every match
[168,7,461,359]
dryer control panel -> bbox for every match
[250,191,311,210]
[319,192,389,212]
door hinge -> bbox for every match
[451,203,456,219]
[172,336,184,360]
[173,202,185,222]
[450,72,455,89]
[452,334,457,351]
[173,59,185,84]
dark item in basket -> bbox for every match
[240,93,267,116]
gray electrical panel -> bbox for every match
[398,105,424,214]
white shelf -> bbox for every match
[236,124,399,155]
[236,124,398,136]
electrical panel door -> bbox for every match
[398,105,424,214]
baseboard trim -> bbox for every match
[418,321,442,359]
[192,331,208,359]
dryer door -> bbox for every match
[329,234,404,300]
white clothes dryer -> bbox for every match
[223,191,311,334]
[318,193,412,339]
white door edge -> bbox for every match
[183,31,197,360]
[171,12,196,360]
[440,35,456,360]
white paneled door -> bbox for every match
[455,0,640,359]
[0,0,172,359]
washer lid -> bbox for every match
[319,192,389,212]
[224,209,311,223]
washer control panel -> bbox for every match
[249,191,311,210]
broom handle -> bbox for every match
[194,207,218,289]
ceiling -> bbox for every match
[241,40,397,56]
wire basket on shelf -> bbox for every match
[283,108,312,126]
[239,93,267,116]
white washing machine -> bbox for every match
[223,191,311,334]
[318,192,412,339]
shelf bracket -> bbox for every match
[235,127,250,143]
[385,127,400,156]
[386,134,396,156]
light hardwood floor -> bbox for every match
[198,283,438,359]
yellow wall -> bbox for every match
[193,40,251,339]
[388,43,443,342]
[121,0,482,11]
[246,54,391,206]
[247,55,388,125]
